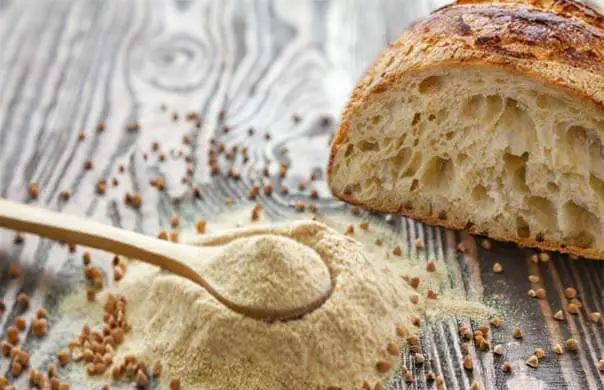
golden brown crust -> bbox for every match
[453,0,604,29]
[337,191,604,260]
[327,0,604,259]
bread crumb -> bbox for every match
[528,275,540,283]
[392,246,402,256]
[553,310,564,321]
[492,262,503,273]
[493,344,504,355]
[589,312,601,323]
[534,347,545,359]
[528,289,536,297]
[535,288,546,299]
[470,383,479,390]
[538,252,550,262]
[553,344,564,355]
[512,328,523,339]
[530,254,539,263]
[480,239,491,249]
[414,238,424,249]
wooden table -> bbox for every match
[0,0,602,389]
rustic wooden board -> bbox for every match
[0,0,602,389]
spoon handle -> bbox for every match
[0,198,332,322]
[0,198,203,283]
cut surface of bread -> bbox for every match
[328,0,604,259]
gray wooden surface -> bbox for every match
[0,0,602,389]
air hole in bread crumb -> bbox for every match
[356,140,379,152]
[565,125,594,167]
[410,179,419,192]
[536,94,548,109]
[527,196,557,232]
[344,144,354,157]
[547,182,559,193]
[503,152,530,194]
[484,95,504,123]
[461,95,484,118]
[387,148,412,175]
[401,153,423,178]
[516,216,530,238]
[418,76,442,94]
[421,157,453,192]
[411,113,421,126]
[471,185,490,205]
[560,201,598,249]
[589,174,604,202]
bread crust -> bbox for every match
[327,0,604,259]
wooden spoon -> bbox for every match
[0,198,332,322]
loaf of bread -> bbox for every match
[328,0,604,259]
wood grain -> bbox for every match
[0,0,602,389]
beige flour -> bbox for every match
[204,234,332,314]
[107,221,420,389]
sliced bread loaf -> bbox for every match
[328,0,604,258]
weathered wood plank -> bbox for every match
[0,0,602,389]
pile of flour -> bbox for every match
[107,221,420,389]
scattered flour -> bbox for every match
[58,207,495,389]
